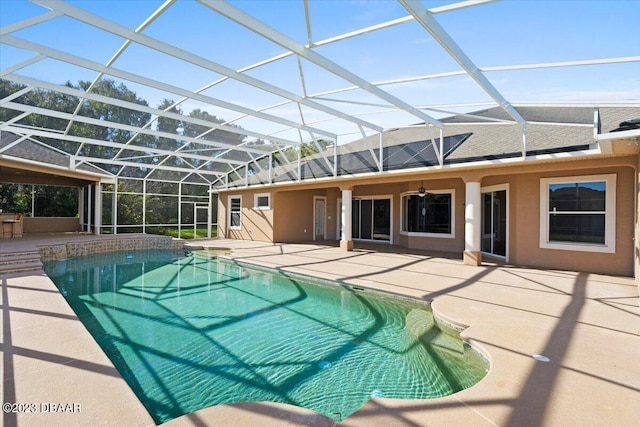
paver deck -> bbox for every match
[1,235,638,426]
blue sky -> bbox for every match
[1,0,639,141]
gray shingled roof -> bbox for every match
[228,106,640,187]
[345,106,639,163]
[0,132,108,176]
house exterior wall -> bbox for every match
[481,166,634,276]
[273,189,321,242]
[216,155,637,277]
[218,190,274,242]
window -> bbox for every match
[228,196,242,230]
[540,174,616,253]
[401,191,454,238]
[254,193,270,210]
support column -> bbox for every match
[340,187,353,251]
[464,181,482,266]
[94,182,102,235]
[78,186,85,231]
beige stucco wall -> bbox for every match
[481,166,635,276]
[273,190,312,242]
[217,155,637,277]
[218,190,274,242]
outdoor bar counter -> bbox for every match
[0,213,23,239]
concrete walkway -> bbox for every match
[1,235,638,426]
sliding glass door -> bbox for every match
[352,198,391,242]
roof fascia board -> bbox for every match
[199,0,443,130]
[596,129,640,141]
[0,154,113,180]
[32,0,381,133]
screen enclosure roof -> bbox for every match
[1,0,639,187]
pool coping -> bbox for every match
[2,236,639,426]
[171,240,640,427]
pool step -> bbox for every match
[0,250,43,275]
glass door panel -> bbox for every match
[373,199,391,240]
[314,199,325,237]
[360,199,372,240]
[481,190,507,257]
[494,190,507,256]
[482,193,492,253]
[351,198,391,242]
[352,200,361,239]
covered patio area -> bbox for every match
[1,236,638,426]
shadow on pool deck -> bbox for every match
[1,235,638,426]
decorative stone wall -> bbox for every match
[38,235,185,261]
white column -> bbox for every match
[78,186,85,231]
[464,181,482,265]
[113,179,118,234]
[87,184,92,234]
[142,179,147,234]
[94,182,102,235]
[340,188,353,251]
[207,187,213,239]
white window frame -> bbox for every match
[400,189,455,239]
[253,192,271,210]
[228,195,242,230]
[539,174,616,253]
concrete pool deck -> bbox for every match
[1,235,639,426]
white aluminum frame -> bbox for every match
[0,0,637,247]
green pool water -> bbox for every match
[43,250,487,423]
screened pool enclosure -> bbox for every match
[1,1,638,238]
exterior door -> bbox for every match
[482,187,508,259]
[351,198,391,242]
[313,197,326,240]
[337,197,392,243]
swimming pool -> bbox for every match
[43,250,487,423]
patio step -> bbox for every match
[0,250,43,274]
